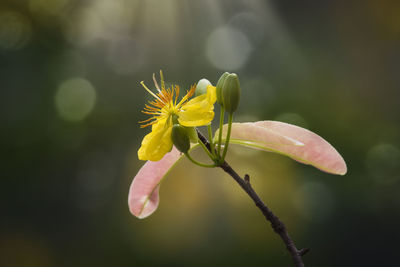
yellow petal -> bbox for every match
[138,118,173,161]
[205,85,217,104]
[178,85,216,127]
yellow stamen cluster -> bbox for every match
[139,79,195,128]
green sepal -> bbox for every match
[216,72,229,106]
[222,73,241,113]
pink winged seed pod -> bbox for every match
[128,147,182,219]
[223,121,347,175]
[128,120,347,219]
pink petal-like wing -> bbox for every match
[128,147,182,219]
[219,121,347,175]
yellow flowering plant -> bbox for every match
[137,71,217,162]
[129,71,347,266]
[137,71,238,168]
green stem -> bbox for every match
[217,107,225,157]
[185,152,216,168]
[221,112,233,161]
[207,125,215,157]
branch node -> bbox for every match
[298,248,310,256]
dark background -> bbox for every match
[1,0,399,266]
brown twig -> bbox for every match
[197,130,308,267]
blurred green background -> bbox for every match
[1,0,400,266]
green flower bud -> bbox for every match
[171,124,190,153]
[222,73,241,113]
[184,126,198,143]
[216,72,229,105]
[195,79,212,97]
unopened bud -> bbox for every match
[195,79,212,97]
[184,126,198,143]
[171,124,190,153]
[216,72,229,105]
[221,73,241,113]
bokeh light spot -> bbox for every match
[366,143,400,185]
[206,26,252,71]
[293,182,334,222]
[91,0,131,33]
[63,0,133,47]
[63,9,103,46]
[55,77,97,122]
[0,11,32,50]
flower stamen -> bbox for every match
[141,81,165,104]
[152,73,162,94]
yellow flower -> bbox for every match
[138,72,217,161]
